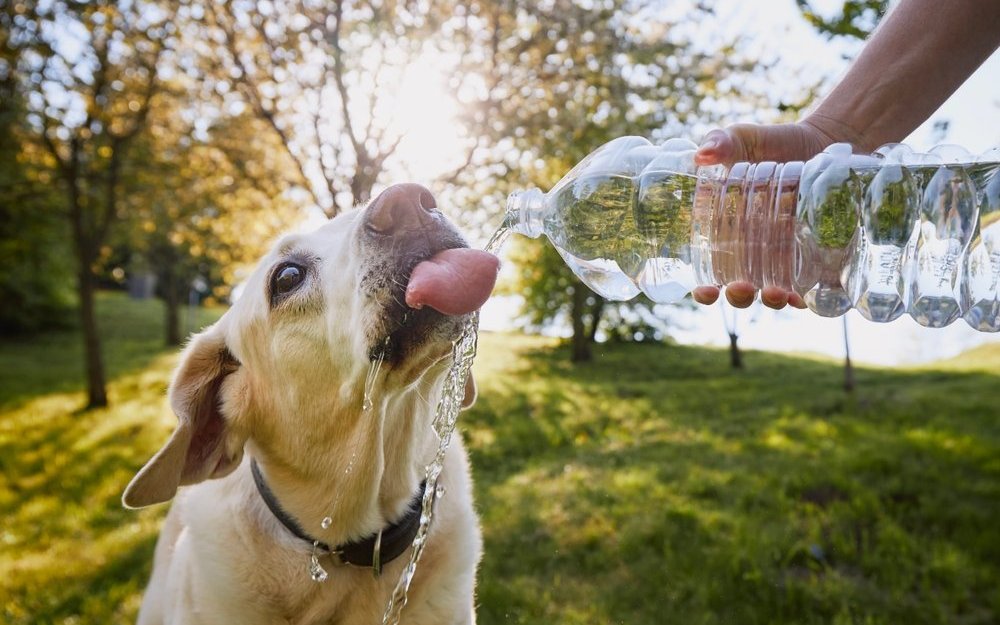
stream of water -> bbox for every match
[380,224,511,625]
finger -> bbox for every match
[724,282,756,308]
[694,130,736,166]
[760,286,789,310]
[692,285,720,305]
[788,292,807,309]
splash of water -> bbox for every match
[310,349,385,582]
[364,347,385,411]
[381,224,510,624]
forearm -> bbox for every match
[806,0,1000,152]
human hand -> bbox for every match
[690,119,843,310]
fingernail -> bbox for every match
[698,138,719,152]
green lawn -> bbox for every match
[2,292,998,624]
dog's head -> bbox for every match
[123,184,498,509]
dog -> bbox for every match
[123,183,499,625]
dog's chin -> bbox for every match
[369,302,469,367]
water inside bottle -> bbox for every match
[543,169,704,302]
[905,164,979,327]
[698,161,800,293]
[546,173,642,300]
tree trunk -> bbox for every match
[570,285,592,363]
[76,265,108,408]
[164,267,181,347]
[587,296,605,345]
[842,317,855,392]
[728,332,743,369]
[65,149,108,410]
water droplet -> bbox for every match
[309,548,328,583]
[310,560,328,583]
[321,516,332,529]
[362,350,384,412]
[435,485,446,499]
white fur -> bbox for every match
[128,207,482,625]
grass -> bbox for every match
[2,292,998,624]
[466,337,1000,624]
[0,293,222,625]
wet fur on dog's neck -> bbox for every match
[244,363,446,548]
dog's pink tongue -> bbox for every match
[406,249,499,316]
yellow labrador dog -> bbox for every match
[124,184,499,625]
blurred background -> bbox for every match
[1,1,998,623]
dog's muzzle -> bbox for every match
[361,184,498,363]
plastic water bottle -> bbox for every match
[504,136,1000,331]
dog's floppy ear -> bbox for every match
[123,322,247,509]
[460,372,477,410]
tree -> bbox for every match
[0,11,74,334]
[448,0,772,361]
[9,0,172,408]
[198,0,454,216]
[122,83,301,345]
[795,1,890,40]
[721,301,743,370]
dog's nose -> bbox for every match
[366,183,438,234]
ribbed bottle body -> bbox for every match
[504,137,1000,331]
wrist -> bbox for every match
[800,113,875,154]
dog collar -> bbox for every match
[250,458,426,573]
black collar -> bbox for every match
[250,459,425,570]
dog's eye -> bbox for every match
[273,263,306,296]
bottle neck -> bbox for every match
[505,188,545,239]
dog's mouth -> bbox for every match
[361,184,499,364]
[370,244,499,364]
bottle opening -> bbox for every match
[505,188,545,238]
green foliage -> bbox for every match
[0,186,76,334]
[122,87,301,309]
[552,174,636,262]
[0,81,75,334]
[2,296,998,624]
[636,170,697,261]
[796,1,891,40]
[868,171,918,245]
[502,238,579,329]
[0,293,223,624]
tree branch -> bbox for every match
[438,7,503,187]
[328,0,365,161]
[209,1,327,212]
[311,103,339,216]
[437,136,481,186]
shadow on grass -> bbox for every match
[0,291,222,625]
[0,291,221,411]
[3,532,158,625]
[466,336,1000,625]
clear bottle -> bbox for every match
[504,136,1000,331]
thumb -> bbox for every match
[694,129,741,166]
[695,122,829,166]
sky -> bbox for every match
[477,0,1000,366]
